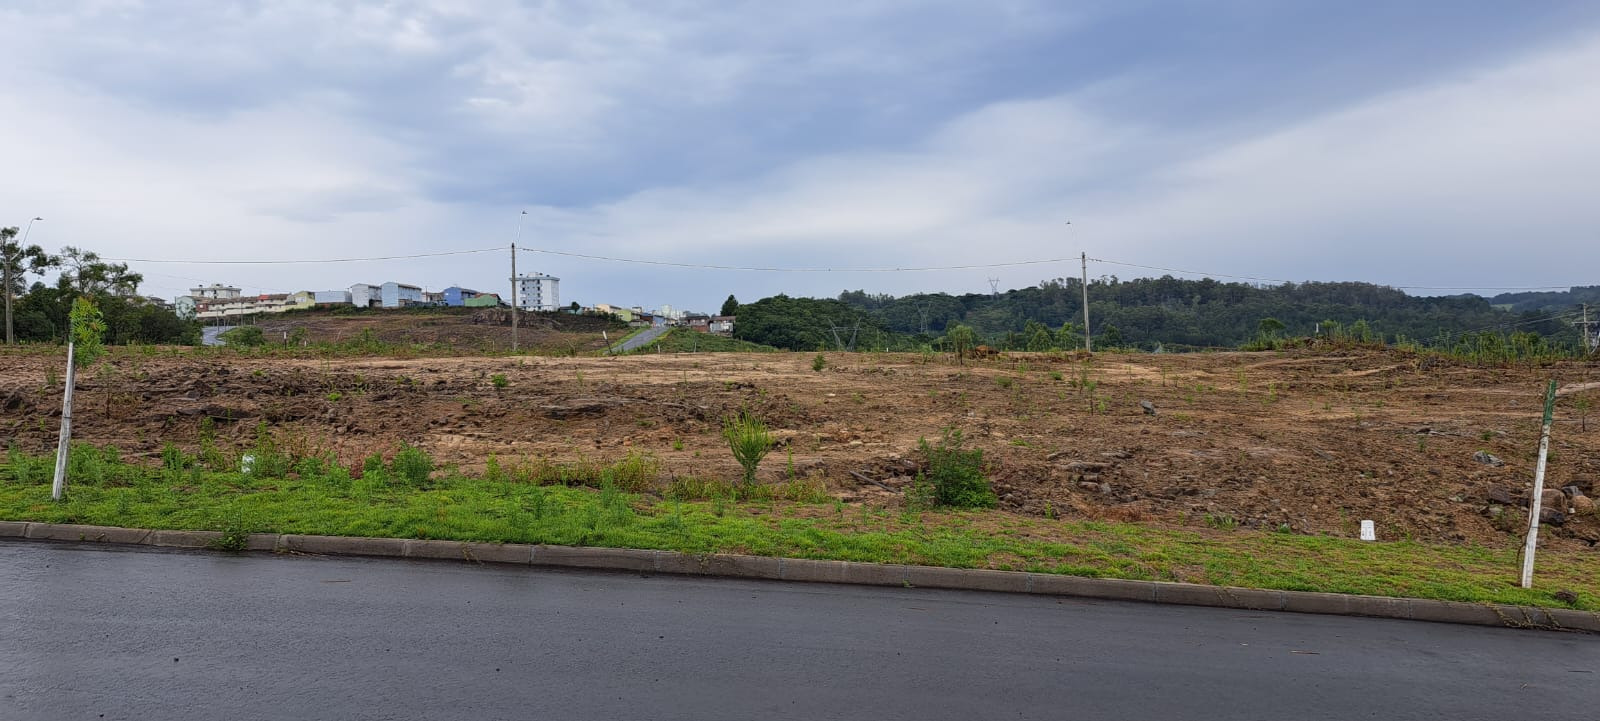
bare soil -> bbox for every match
[4,346,1598,550]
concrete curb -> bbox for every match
[3,521,1595,634]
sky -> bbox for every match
[3,1,1599,313]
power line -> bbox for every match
[518,247,1078,272]
[1086,256,1577,291]
[102,247,505,265]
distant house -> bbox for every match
[464,292,502,308]
[380,282,423,309]
[313,290,352,305]
[709,315,735,336]
[443,286,481,307]
[349,283,380,308]
[683,315,710,332]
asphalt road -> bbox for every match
[610,325,670,354]
[2,541,1595,721]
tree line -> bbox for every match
[732,276,1591,352]
[1,228,197,346]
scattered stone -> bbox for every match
[1573,495,1595,516]
[1140,400,1156,416]
[1064,461,1110,473]
[1472,451,1504,467]
[1542,488,1568,513]
[1539,506,1567,526]
[1484,504,1505,519]
[1486,485,1514,505]
[1554,589,1579,605]
[1076,481,1100,492]
[1097,482,1112,495]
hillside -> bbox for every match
[241,307,624,354]
[722,277,1595,352]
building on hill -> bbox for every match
[313,290,352,305]
[709,315,736,336]
[380,282,423,308]
[350,283,380,308]
[683,314,710,332]
[464,292,502,308]
[512,272,560,311]
[444,286,482,306]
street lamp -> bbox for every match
[22,217,43,245]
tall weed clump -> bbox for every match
[388,442,435,485]
[910,428,997,509]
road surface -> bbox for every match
[610,325,669,353]
[2,541,1595,720]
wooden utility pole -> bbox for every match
[511,211,526,353]
[1081,251,1091,353]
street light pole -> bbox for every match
[4,216,42,345]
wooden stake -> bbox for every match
[1520,379,1558,588]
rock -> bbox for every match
[1539,506,1567,526]
[1484,504,1505,519]
[1064,461,1110,473]
[1076,481,1100,492]
[1473,451,1504,467]
[1140,400,1156,416]
[1542,488,1568,513]
[1486,485,1514,505]
[1553,590,1579,605]
[1097,482,1112,495]
[1563,485,1583,499]
[1573,495,1595,516]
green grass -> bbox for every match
[2,444,1596,610]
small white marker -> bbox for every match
[1359,520,1376,541]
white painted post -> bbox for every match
[1520,380,1559,589]
[51,341,77,501]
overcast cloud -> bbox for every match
[3,1,1598,311]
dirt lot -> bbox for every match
[4,345,1598,549]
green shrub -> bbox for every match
[389,442,434,484]
[912,429,996,509]
[491,373,509,389]
[220,326,265,348]
[812,353,827,372]
[722,412,773,485]
[606,451,661,492]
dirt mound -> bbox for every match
[3,346,1597,549]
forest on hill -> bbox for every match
[732,277,1596,352]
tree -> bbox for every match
[56,246,143,297]
[944,323,976,365]
[2,226,59,344]
[720,294,739,317]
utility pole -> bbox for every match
[511,211,526,352]
[1081,250,1091,353]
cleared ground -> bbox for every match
[3,344,1597,550]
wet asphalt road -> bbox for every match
[2,540,1596,721]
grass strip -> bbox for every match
[2,445,1595,610]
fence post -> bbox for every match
[51,341,77,501]
[1519,379,1558,588]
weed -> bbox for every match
[996,376,1014,389]
[812,353,827,372]
[389,443,435,485]
[909,428,996,509]
[491,373,509,389]
[1049,370,1063,382]
[326,391,343,402]
[1204,514,1238,531]
[672,438,685,452]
